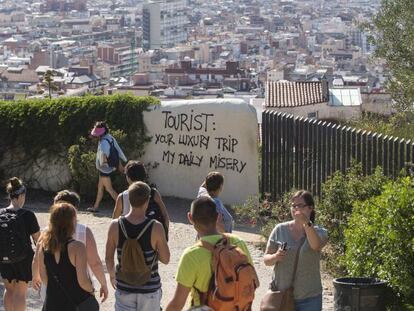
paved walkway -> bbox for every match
[0,194,334,310]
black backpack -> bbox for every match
[0,209,29,264]
[104,138,120,168]
[147,188,168,240]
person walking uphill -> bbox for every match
[166,196,259,311]
[0,177,40,311]
[262,190,328,311]
[88,121,127,213]
[37,203,99,311]
[105,181,170,311]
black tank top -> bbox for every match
[43,240,91,311]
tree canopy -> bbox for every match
[370,0,414,110]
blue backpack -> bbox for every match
[104,138,120,168]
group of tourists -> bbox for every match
[0,121,328,311]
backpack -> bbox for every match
[147,188,168,239]
[104,138,119,168]
[116,217,156,286]
[198,235,259,311]
[0,209,29,264]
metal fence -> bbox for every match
[261,110,414,200]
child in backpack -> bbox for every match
[197,171,233,233]
[105,181,170,311]
[112,160,170,236]
[88,121,127,213]
[0,177,40,311]
[166,196,257,311]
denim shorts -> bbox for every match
[294,294,322,311]
[115,288,162,311]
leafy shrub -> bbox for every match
[0,94,158,192]
[345,177,414,309]
[68,130,130,200]
[318,163,390,274]
[234,191,294,242]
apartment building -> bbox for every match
[142,0,188,50]
[97,43,142,78]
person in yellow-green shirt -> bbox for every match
[166,196,253,311]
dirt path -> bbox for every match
[1,193,334,310]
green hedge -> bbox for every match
[318,164,390,275]
[0,94,159,195]
[345,177,414,309]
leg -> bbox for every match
[3,279,15,311]
[137,289,161,310]
[91,176,105,210]
[12,281,28,311]
[101,176,118,201]
[115,289,137,311]
[118,162,124,174]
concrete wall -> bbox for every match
[1,99,259,205]
[1,147,71,192]
[272,102,361,121]
[361,93,394,115]
[142,99,259,205]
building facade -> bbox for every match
[143,0,188,50]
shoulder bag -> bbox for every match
[259,238,305,311]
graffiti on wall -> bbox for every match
[154,110,247,173]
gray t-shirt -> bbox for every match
[267,222,328,300]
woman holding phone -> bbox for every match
[263,190,328,311]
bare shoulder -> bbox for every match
[151,220,164,235]
[68,240,86,253]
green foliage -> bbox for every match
[349,112,414,141]
[318,163,390,274]
[68,130,130,199]
[345,177,414,309]
[0,94,159,191]
[367,0,414,110]
[234,192,294,242]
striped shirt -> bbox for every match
[116,217,160,293]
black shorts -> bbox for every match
[99,171,114,177]
[0,252,34,283]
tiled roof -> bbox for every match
[1,69,39,83]
[265,81,329,108]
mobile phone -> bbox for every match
[281,242,287,251]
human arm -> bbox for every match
[154,190,170,230]
[152,221,170,264]
[32,235,43,290]
[38,246,48,287]
[165,283,191,311]
[105,220,118,289]
[264,244,287,266]
[32,231,40,244]
[85,227,108,302]
[263,226,287,266]
[112,194,123,219]
[71,241,94,293]
[295,212,328,251]
[216,213,225,233]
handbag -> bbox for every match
[259,238,305,311]
[48,260,99,311]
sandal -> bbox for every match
[86,207,100,213]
